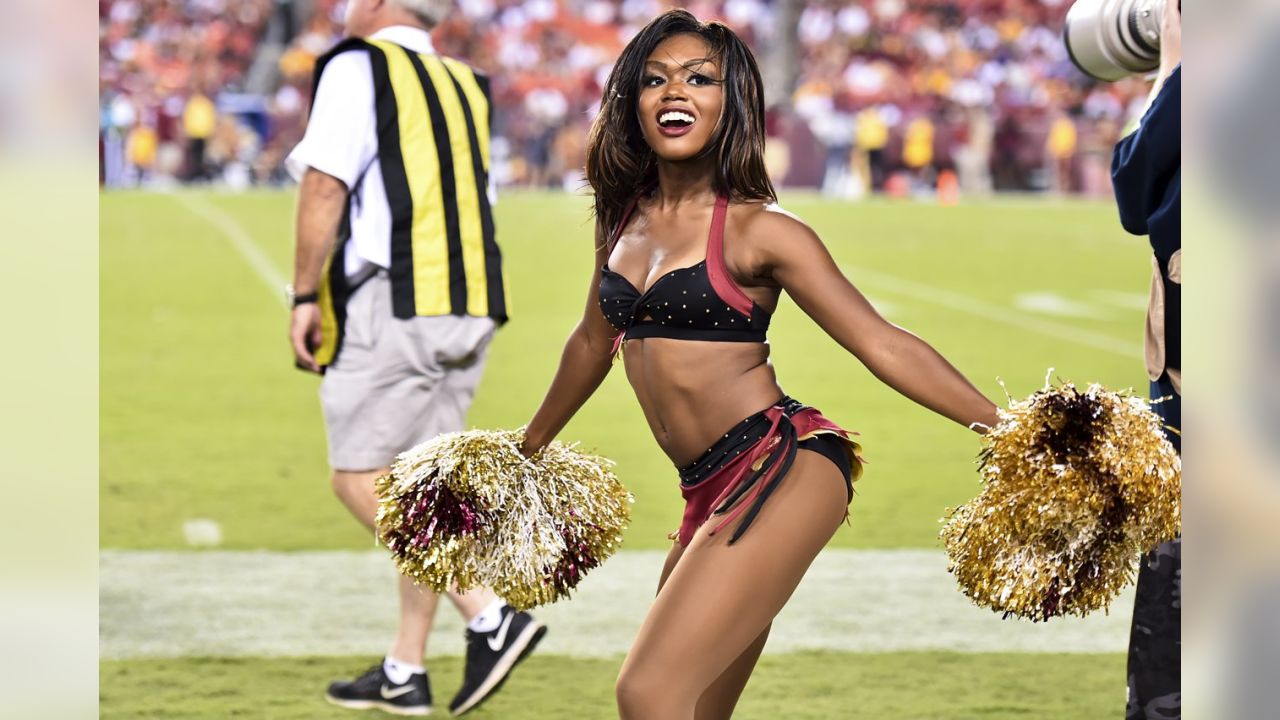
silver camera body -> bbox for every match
[1064,0,1166,81]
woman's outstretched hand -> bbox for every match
[518,428,547,459]
[970,403,1000,434]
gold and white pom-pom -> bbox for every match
[941,374,1180,621]
[376,429,632,610]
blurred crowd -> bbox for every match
[100,0,1154,197]
[100,0,279,186]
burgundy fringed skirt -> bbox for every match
[674,397,864,547]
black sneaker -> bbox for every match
[449,606,547,716]
[325,661,432,716]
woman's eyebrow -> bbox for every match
[644,57,715,70]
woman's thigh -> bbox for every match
[657,541,683,593]
[621,449,849,699]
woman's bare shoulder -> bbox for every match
[727,200,822,256]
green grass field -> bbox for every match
[101,190,1150,717]
[100,652,1125,719]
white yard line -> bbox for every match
[1014,292,1114,320]
[100,549,1133,660]
[172,193,287,307]
[1091,289,1150,311]
[841,264,1142,358]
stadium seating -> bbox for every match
[100,0,1152,196]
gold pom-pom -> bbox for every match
[941,374,1180,621]
[375,429,632,610]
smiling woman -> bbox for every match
[518,8,1001,720]
[585,11,773,237]
[639,37,724,150]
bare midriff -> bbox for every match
[622,338,783,468]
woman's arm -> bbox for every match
[520,223,620,454]
[750,207,999,432]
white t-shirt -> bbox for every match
[287,26,494,279]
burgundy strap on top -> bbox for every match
[609,191,755,320]
[706,195,755,318]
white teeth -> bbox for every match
[659,111,695,126]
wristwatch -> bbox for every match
[285,284,319,307]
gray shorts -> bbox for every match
[320,272,498,471]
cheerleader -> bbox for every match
[519,10,998,718]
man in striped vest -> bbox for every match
[286,1,543,715]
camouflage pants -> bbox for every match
[1126,378,1181,719]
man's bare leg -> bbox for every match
[332,469,495,659]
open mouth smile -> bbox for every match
[656,106,696,137]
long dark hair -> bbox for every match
[585,9,776,239]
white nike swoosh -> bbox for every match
[487,613,515,652]
[380,683,417,700]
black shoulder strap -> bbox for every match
[473,70,492,130]
[309,37,380,202]
[309,37,376,112]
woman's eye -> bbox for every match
[642,75,664,87]
[688,73,716,86]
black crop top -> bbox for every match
[599,194,772,349]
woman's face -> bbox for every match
[637,33,725,163]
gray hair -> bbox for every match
[394,0,452,29]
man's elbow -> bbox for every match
[1110,170,1149,235]
[1111,184,1150,235]
[302,168,348,201]
[1116,207,1148,236]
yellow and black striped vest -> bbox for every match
[310,38,507,368]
